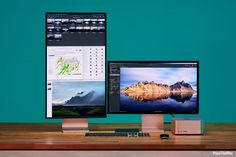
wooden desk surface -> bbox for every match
[0,123,235,150]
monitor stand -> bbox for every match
[62,118,89,132]
[141,114,164,132]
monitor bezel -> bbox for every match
[45,12,107,119]
[108,61,199,114]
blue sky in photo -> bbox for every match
[120,67,197,90]
[52,81,105,104]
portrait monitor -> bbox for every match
[46,13,106,131]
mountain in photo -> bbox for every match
[120,81,195,103]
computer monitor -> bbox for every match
[46,13,106,132]
[108,61,199,131]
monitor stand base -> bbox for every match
[62,118,89,133]
[141,114,164,132]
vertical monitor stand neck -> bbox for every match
[62,118,89,132]
[141,114,164,132]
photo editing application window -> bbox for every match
[46,13,106,118]
[108,62,198,114]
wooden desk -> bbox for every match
[0,123,235,150]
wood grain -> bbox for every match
[0,123,235,150]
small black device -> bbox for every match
[85,132,150,137]
[160,133,169,139]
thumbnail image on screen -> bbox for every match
[119,67,198,113]
[52,81,105,118]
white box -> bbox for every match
[172,118,203,135]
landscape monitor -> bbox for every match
[46,13,106,119]
[108,61,199,114]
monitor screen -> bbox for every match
[108,61,199,114]
[46,13,106,118]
